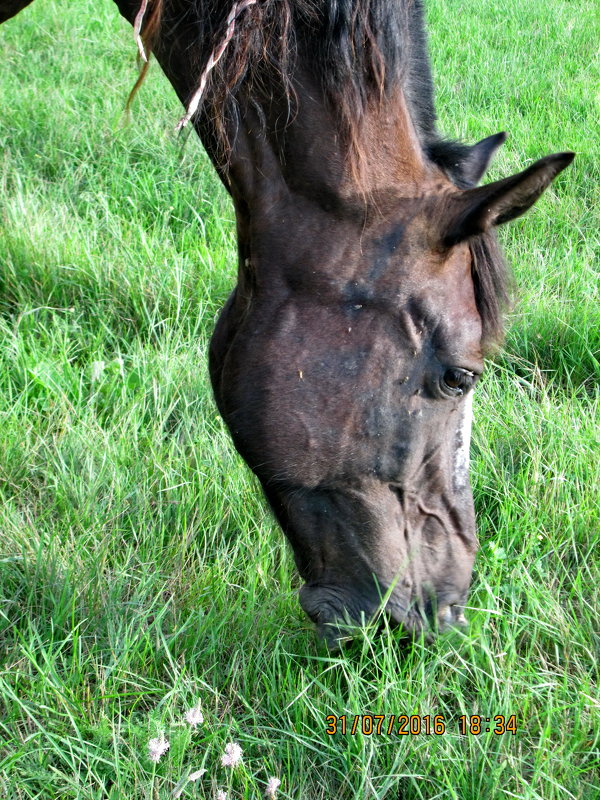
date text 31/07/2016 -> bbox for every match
[325,715,518,736]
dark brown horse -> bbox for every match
[1,0,573,646]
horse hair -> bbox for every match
[469,233,512,349]
[138,1,473,166]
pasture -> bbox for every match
[0,0,598,797]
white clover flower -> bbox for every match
[265,776,281,798]
[216,791,228,800]
[148,732,170,763]
[221,741,243,767]
[185,703,204,728]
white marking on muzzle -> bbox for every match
[454,393,473,490]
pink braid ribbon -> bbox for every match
[175,0,258,131]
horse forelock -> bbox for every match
[469,232,512,350]
[133,0,432,161]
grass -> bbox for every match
[0,0,598,798]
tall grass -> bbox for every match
[0,0,598,798]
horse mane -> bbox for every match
[469,233,512,349]
[135,0,511,344]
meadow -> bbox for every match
[0,0,598,798]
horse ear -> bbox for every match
[459,131,507,186]
[443,151,575,245]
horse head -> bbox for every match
[1,0,572,645]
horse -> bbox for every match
[0,0,573,646]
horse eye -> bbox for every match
[442,368,476,395]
